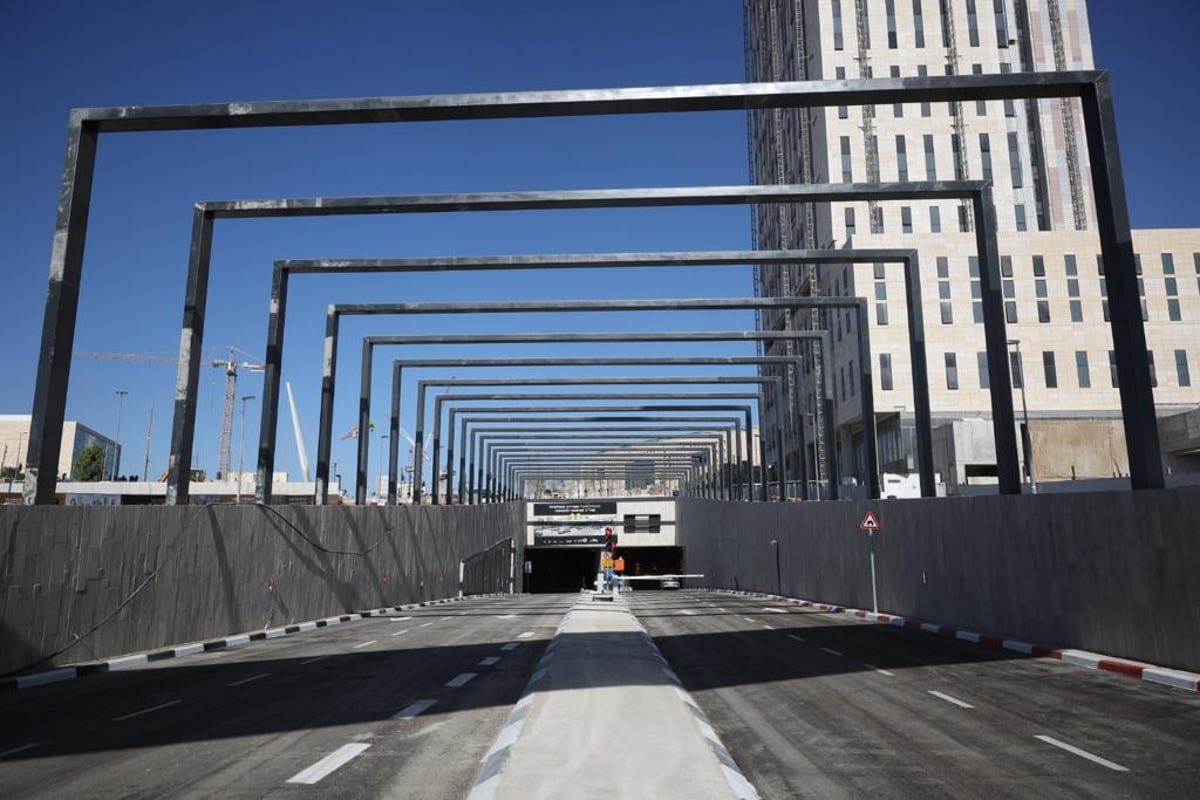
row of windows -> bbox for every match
[834,0,1009,52]
[875,349,1193,393]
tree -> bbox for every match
[72,444,107,481]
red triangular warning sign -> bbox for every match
[860,511,880,531]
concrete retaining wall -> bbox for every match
[0,503,526,675]
[677,488,1200,672]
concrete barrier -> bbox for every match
[677,488,1200,672]
[0,503,525,676]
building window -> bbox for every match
[891,66,903,116]
[969,256,983,322]
[999,63,1017,115]
[1066,254,1082,321]
[880,354,894,390]
[1109,350,1119,388]
[937,256,949,279]
[1015,204,1027,232]
[886,0,898,47]
[1076,351,1091,388]
[1194,252,1200,293]
[1001,256,1017,323]
[1177,350,1192,387]
[929,205,942,233]
[901,206,913,233]
[994,0,1009,47]
[1010,351,1023,389]
[1148,350,1157,388]
[845,206,856,237]
[1065,254,1078,276]
[1165,256,1181,320]
[1032,255,1045,277]
[837,67,848,119]
[939,0,951,46]
[1035,269,1050,323]
[973,64,986,115]
[966,0,980,46]
[951,133,964,180]
[945,352,959,390]
[913,0,926,47]
[924,134,936,180]
[841,136,853,182]
[1043,351,1058,388]
[1008,132,1023,188]
[874,263,886,280]
[1162,252,1175,274]
[875,281,887,301]
[896,135,908,181]
[877,303,889,325]
[833,0,844,50]
[917,65,931,116]
[958,205,970,233]
[979,132,992,179]
[978,351,990,389]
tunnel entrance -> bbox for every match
[525,547,599,593]
[617,546,684,589]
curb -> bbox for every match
[715,589,1200,694]
[2,592,506,692]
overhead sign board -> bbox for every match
[532,501,617,516]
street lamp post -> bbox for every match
[236,394,257,503]
[1007,340,1037,494]
[112,388,128,480]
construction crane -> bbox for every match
[340,422,430,462]
[75,347,264,479]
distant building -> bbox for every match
[0,414,119,482]
[745,0,1200,493]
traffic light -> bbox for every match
[604,526,618,552]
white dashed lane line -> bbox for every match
[391,616,413,622]
[862,663,895,677]
[478,657,501,666]
[743,617,757,623]
[763,624,775,630]
[928,690,975,709]
[820,647,843,657]
[299,656,328,666]
[352,640,378,649]
[762,607,787,614]
[0,743,42,759]
[446,673,477,688]
[112,699,182,722]
[1035,735,1129,772]
[679,609,696,615]
[391,629,410,637]
[420,622,434,628]
[788,634,806,643]
[392,699,437,720]
[227,673,271,687]
[287,743,371,784]
[517,631,535,639]
[501,643,519,651]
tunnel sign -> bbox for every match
[859,511,880,531]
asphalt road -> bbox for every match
[0,594,575,799]
[631,590,1200,799]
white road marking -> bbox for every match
[1035,735,1129,772]
[496,614,517,619]
[286,743,371,784]
[352,640,378,649]
[113,699,182,722]
[228,673,271,687]
[391,629,410,637]
[420,622,434,628]
[392,699,437,720]
[928,690,974,709]
[762,607,787,613]
[300,655,328,666]
[715,608,727,612]
[679,609,696,615]
[458,611,468,616]
[441,616,453,621]
[478,656,501,666]
[446,672,476,688]
[743,617,757,623]
[391,616,413,622]
[518,631,535,639]
[862,663,895,676]
[0,742,42,758]
[501,643,519,651]
[820,647,843,657]
[788,635,807,643]
[763,624,775,630]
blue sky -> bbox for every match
[1,0,1197,492]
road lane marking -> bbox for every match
[1034,735,1128,772]
[0,743,42,759]
[420,622,434,628]
[928,690,974,709]
[862,663,895,676]
[715,607,727,612]
[788,635,807,643]
[286,743,371,784]
[300,656,328,665]
[392,699,437,720]
[501,643,519,651]
[743,617,757,623]
[820,647,843,657]
[458,611,468,616]
[441,616,453,621]
[518,631,535,639]
[496,614,517,619]
[762,607,787,613]
[352,640,378,649]
[446,672,477,688]
[478,657,501,666]
[228,673,271,687]
[391,616,413,622]
[763,624,775,630]
[679,609,696,615]
[113,699,182,722]
[391,629,410,637]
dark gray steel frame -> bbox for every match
[27,73,1157,505]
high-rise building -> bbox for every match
[746,0,1200,495]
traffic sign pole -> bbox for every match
[860,511,880,613]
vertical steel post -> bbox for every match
[857,299,881,500]
[256,263,288,503]
[313,307,338,504]
[903,254,936,497]
[356,340,372,505]
[388,362,402,504]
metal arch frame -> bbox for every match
[407,376,785,505]
[474,427,738,501]
[447,402,762,505]
[324,297,873,502]
[28,72,1157,505]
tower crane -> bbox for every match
[75,347,264,478]
[339,423,430,462]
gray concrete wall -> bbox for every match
[0,503,526,675]
[677,488,1200,672]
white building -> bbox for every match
[745,0,1200,492]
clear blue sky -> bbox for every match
[1,0,1196,490]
